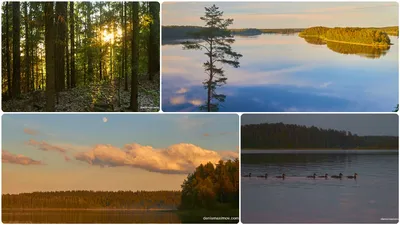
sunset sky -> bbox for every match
[2,114,239,194]
[163,2,398,28]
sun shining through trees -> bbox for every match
[2,2,160,112]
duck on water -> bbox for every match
[318,173,328,179]
[257,173,268,178]
[307,173,317,179]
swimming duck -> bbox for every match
[331,173,343,179]
[346,173,358,179]
[276,173,285,179]
[257,173,268,178]
[318,173,328,178]
[243,173,252,177]
[307,173,317,179]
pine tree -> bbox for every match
[183,4,242,112]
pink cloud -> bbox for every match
[23,128,39,136]
[75,143,237,174]
[26,139,67,153]
[2,150,44,166]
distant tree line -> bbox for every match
[162,26,304,41]
[299,26,392,46]
[242,123,398,149]
[2,159,240,211]
[180,159,239,210]
[2,191,181,209]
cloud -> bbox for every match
[26,139,67,153]
[320,82,333,88]
[170,96,186,105]
[64,155,71,162]
[176,88,188,94]
[75,143,237,174]
[23,128,39,136]
[2,150,44,166]
[189,99,203,106]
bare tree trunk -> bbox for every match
[148,2,160,81]
[45,2,55,111]
[5,2,11,97]
[66,3,70,89]
[130,2,139,111]
[24,2,30,93]
[70,2,76,88]
[12,2,21,98]
[56,2,67,91]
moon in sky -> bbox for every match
[102,117,108,123]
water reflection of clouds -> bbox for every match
[162,34,398,112]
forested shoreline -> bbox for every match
[299,26,394,47]
[2,2,160,112]
[242,123,398,150]
[162,25,304,41]
[2,159,239,212]
[2,191,181,210]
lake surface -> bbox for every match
[2,210,181,223]
[162,34,398,112]
[241,150,399,223]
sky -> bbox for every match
[241,114,398,136]
[2,114,239,194]
[163,2,399,29]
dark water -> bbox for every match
[162,34,398,112]
[2,210,180,223]
[2,209,239,224]
[241,150,399,223]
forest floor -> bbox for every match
[2,76,160,112]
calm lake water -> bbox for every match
[2,209,239,223]
[2,210,181,223]
[241,150,399,223]
[162,34,398,112]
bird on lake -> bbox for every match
[346,173,358,179]
[307,173,317,179]
[331,173,343,179]
[276,173,285,179]
[243,173,252,177]
[257,173,268,178]
[318,173,328,179]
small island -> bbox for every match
[299,26,392,47]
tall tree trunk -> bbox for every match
[99,3,103,81]
[45,2,55,111]
[66,3,70,89]
[70,2,76,88]
[124,2,128,91]
[86,2,93,82]
[5,2,11,97]
[12,2,21,98]
[130,2,139,111]
[207,41,213,112]
[55,2,67,91]
[148,2,160,81]
[24,2,30,93]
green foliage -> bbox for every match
[299,26,392,46]
[179,159,239,210]
[2,191,181,209]
[242,123,399,150]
